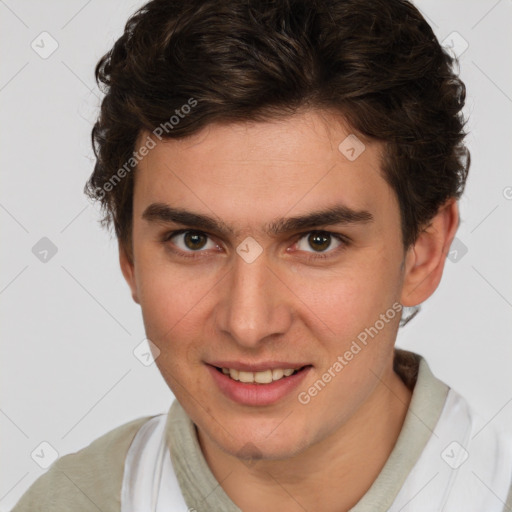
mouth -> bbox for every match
[206,363,313,406]
[213,365,307,384]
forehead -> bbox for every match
[132,109,396,231]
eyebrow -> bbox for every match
[142,202,373,237]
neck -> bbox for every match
[198,362,413,512]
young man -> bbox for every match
[12,0,512,510]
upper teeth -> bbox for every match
[221,367,298,383]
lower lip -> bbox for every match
[206,365,312,406]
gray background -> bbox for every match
[1,0,511,508]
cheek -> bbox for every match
[135,258,211,347]
[295,257,401,342]
[137,266,209,395]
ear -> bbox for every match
[119,241,140,304]
[400,199,459,307]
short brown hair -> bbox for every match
[85,0,469,257]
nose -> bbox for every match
[216,250,292,349]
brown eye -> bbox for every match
[294,231,346,258]
[307,232,331,252]
[183,231,208,250]
[167,230,216,253]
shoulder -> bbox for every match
[11,415,155,512]
[434,388,512,509]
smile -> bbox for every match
[217,366,302,384]
[207,364,312,406]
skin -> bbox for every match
[120,109,459,512]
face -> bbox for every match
[122,109,411,460]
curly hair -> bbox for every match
[85,0,469,259]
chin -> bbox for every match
[210,422,313,462]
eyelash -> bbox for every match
[161,229,350,262]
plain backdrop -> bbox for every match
[1,0,511,509]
